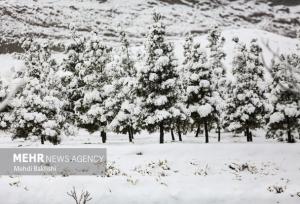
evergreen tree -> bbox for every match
[61,33,112,143]
[182,33,214,143]
[226,38,266,142]
[171,66,187,142]
[181,33,201,138]
[266,54,300,143]
[207,27,227,142]
[11,39,65,144]
[166,33,195,142]
[136,13,178,144]
[74,38,111,143]
[106,30,140,142]
[172,90,187,142]
[60,36,86,126]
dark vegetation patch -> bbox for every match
[0,40,23,54]
[268,0,300,6]
[159,0,198,6]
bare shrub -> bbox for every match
[67,187,92,204]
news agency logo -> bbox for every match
[13,153,44,163]
[13,153,105,163]
[0,148,106,175]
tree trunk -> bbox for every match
[195,123,200,137]
[128,129,132,143]
[177,123,182,142]
[287,127,294,143]
[286,118,294,143]
[249,131,253,142]
[53,136,58,145]
[190,123,194,132]
[101,130,107,143]
[204,121,209,143]
[246,128,253,142]
[159,122,164,144]
[130,126,134,139]
[217,123,221,142]
[41,135,45,145]
[171,128,175,141]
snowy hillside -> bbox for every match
[1,28,299,81]
[0,0,300,52]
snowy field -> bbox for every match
[0,1,300,202]
[0,131,299,204]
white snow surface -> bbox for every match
[0,130,299,204]
[0,54,24,80]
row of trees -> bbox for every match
[0,13,299,144]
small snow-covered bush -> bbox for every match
[105,161,121,177]
[134,160,171,177]
[228,162,258,174]
[194,165,209,176]
[126,176,139,185]
[267,185,286,194]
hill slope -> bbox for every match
[0,0,299,48]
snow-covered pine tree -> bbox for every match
[171,76,188,142]
[106,30,140,142]
[183,33,194,66]
[226,38,266,142]
[182,33,215,143]
[61,32,112,143]
[136,13,178,144]
[207,27,227,142]
[181,33,200,138]
[60,36,85,126]
[266,54,300,143]
[11,39,65,144]
[0,77,14,130]
[164,33,195,142]
[171,89,188,142]
[71,38,111,143]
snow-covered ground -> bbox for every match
[0,131,299,204]
[0,54,24,80]
[1,2,300,202]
